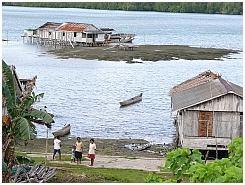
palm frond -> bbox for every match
[26,109,54,124]
[13,117,36,141]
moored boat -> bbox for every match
[52,124,71,137]
[119,93,143,107]
[106,33,136,43]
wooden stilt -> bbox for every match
[205,150,209,163]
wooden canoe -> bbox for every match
[119,93,143,107]
[52,124,71,137]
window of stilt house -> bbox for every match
[74,32,77,37]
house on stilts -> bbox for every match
[54,22,106,46]
[22,22,136,47]
[169,70,243,155]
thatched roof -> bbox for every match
[169,70,221,95]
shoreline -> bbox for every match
[48,44,240,62]
[15,137,176,158]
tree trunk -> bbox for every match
[2,134,17,183]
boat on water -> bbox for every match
[119,93,143,107]
[52,124,71,137]
[106,33,136,43]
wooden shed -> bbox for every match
[169,70,243,151]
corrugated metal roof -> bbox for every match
[38,22,62,30]
[170,78,243,111]
[169,70,221,95]
[56,22,92,32]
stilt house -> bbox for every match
[37,22,62,41]
[55,22,105,45]
[169,70,243,151]
[35,22,107,46]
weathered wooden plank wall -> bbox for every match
[187,94,243,112]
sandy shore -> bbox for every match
[48,44,239,62]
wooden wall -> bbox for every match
[177,109,242,149]
[187,94,243,112]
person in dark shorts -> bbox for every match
[53,136,62,161]
[75,137,84,164]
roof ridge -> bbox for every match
[219,78,233,92]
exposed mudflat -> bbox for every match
[48,44,239,62]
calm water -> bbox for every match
[2,6,243,144]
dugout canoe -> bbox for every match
[52,124,71,137]
[119,93,143,107]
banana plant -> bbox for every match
[2,59,54,182]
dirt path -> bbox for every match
[28,153,166,172]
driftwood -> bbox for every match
[10,162,58,183]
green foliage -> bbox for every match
[227,136,243,167]
[2,60,16,117]
[164,148,203,180]
[186,137,243,183]
[16,156,35,164]
[2,59,54,182]
[2,60,54,141]
[144,173,164,183]
[2,2,243,15]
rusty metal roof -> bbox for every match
[56,22,92,32]
[170,78,243,112]
[169,70,221,95]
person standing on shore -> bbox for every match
[75,137,84,164]
[87,138,96,166]
[53,136,62,161]
[71,145,76,163]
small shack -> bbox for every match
[169,70,243,151]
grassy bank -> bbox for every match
[14,137,181,182]
[15,151,187,183]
